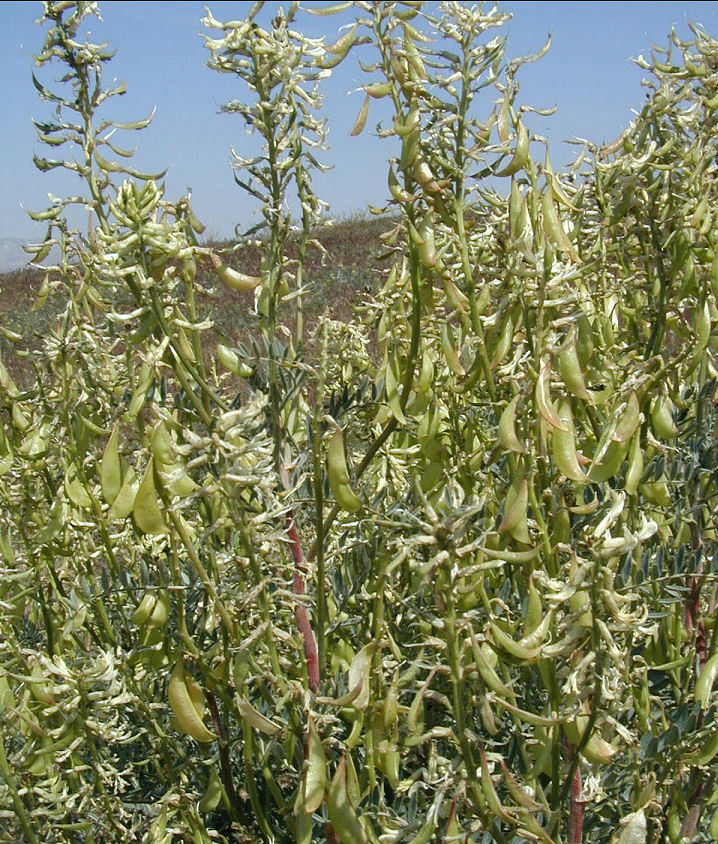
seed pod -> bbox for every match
[198,767,223,814]
[0,672,13,712]
[576,315,595,368]
[541,189,580,262]
[168,661,215,743]
[383,685,399,731]
[217,343,253,378]
[563,708,617,765]
[499,477,528,536]
[417,401,442,460]
[552,400,588,482]
[128,363,152,420]
[303,715,327,814]
[327,756,368,844]
[374,720,400,789]
[350,94,370,137]
[108,463,139,520]
[364,81,391,98]
[335,482,362,513]
[520,605,554,649]
[148,589,170,629]
[688,730,718,767]
[495,118,529,177]
[399,122,420,171]
[440,323,466,377]
[478,694,499,735]
[509,180,527,240]
[64,464,92,509]
[497,88,511,143]
[523,577,543,639]
[404,34,426,81]
[490,314,514,369]
[480,749,514,823]
[613,393,641,443]
[651,394,678,440]
[153,428,199,499]
[666,805,682,844]
[407,804,438,844]
[616,810,646,844]
[209,253,261,292]
[150,421,174,468]
[695,652,718,708]
[417,209,436,268]
[388,165,415,204]
[488,620,541,663]
[589,429,630,484]
[499,760,543,810]
[558,330,591,402]
[327,429,362,512]
[132,592,157,627]
[535,362,567,431]
[468,630,516,700]
[236,695,282,735]
[694,299,711,352]
[344,751,361,808]
[624,433,643,496]
[407,217,425,247]
[101,423,122,504]
[347,643,374,711]
[325,22,358,56]
[498,394,526,454]
[545,150,577,210]
[328,428,352,487]
[133,459,166,535]
[413,158,442,194]
[384,354,409,425]
[416,350,434,393]
[710,254,718,300]
[443,277,470,313]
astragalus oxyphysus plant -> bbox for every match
[1,2,718,843]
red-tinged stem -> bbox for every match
[325,822,340,844]
[568,762,583,844]
[286,510,320,691]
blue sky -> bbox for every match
[2,1,718,242]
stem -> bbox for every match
[285,510,320,691]
[237,518,285,682]
[207,692,249,827]
[568,760,583,844]
[165,508,235,636]
[312,325,329,678]
[241,719,273,842]
[0,734,37,844]
[442,566,507,844]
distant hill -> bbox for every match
[0,239,31,273]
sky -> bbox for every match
[2,1,718,244]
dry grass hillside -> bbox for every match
[0,213,392,385]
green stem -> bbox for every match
[0,734,37,844]
[165,508,235,636]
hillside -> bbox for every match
[0,213,391,383]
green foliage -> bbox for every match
[1,2,718,842]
